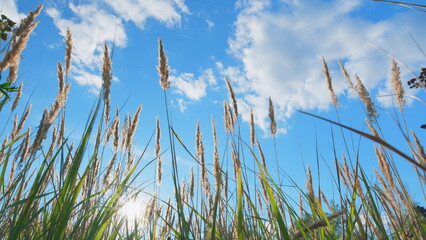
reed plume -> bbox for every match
[250,108,255,147]
[211,117,221,190]
[338,59,355,90]
[155,117,163,185]
[268,97,277,136]
[322,57,339,107]
[157,38,170,90]
[390,58,405,111]
[355,75,378,120]
[102,43,112,124]
[64,28,73,76]
[225,77,238,119]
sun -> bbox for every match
[118,197,146,222]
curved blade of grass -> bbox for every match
[236,165,244,240]
[257,161,291,239]
[298,110,426,172]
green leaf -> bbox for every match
[0,33,7,41]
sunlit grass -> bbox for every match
[0,3,425,240]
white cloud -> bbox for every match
[46,0,188,90]
[0,0,26,22]
[47,3,127,88]
[171,68,216,101]
[102,0,188,28]
[227,0,426,133]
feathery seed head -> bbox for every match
[355,75,378,120]
[225,77,238,119]
[391,58,406,111]
[250,108,255,147]
[102,43,112,124]
[65,28,73,76]
[268,97,277,136]
[322,57,340,107]
[157,38,170,90]
[11,82,23,112]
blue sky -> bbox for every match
[2,0,426,203]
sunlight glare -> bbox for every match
[118,197,146,222]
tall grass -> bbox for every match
[0,4,425,240]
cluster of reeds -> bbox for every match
[0,4,425,240]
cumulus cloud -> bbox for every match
[171,68,216,101]
[47,3,127,89]
[46,0,188,90]
[0,0,26,22]
[227,0,426,132]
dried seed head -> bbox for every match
[196,122,210,196]
[390,58,405,111]
[57,113,65,146]
[338,59,355,90]
[155,117,161,158]
[157,156,163,185]
[211,117,221,190]
[268,97,277,136]
[7,65,19,84]
[103,152,117,186]
[13,4,43,37]
[0,21,38,72]
[155,117,162,185]
[412,131,426,167]
[231,144,240,178]
[375,146,394,188]
[355,75,378,120]
[157,38,170,90]
[126,105,142,151]
[189,166,195,200]
[19,128,31,165]
[256,138,267,169]
[223,101,234,133]
[65,28,73,76]
[305,165,315,203]
[102,43,112,124]
[250,108,255,147]
[113,113,120,151]
[225,77,238,119]
[366,118,378,138]
[322,57,339,107]
[31,109,49,153]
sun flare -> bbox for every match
[118,198,146,222]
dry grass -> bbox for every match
[0,4,425,240]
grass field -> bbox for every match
[0,4,425,239]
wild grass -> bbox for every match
[0,4,425,240]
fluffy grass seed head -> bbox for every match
[0,22,38,73]
[211,117,221,190]
[322,57,340,107]
[155,117,162,185]
[65,28,73,76]
[412,131,426,167]
[11,82,23,112]
[391,58,406,111]
[305,165,315,203]
[355,74,378,120]
[268,97,277,136]
[13,4,43,37]
[250,108,255,147]
[102,43,112,124]
[225,77,238,119]
[157,38,170,90]
[338,59,355,90]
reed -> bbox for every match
[0,4,425,240]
